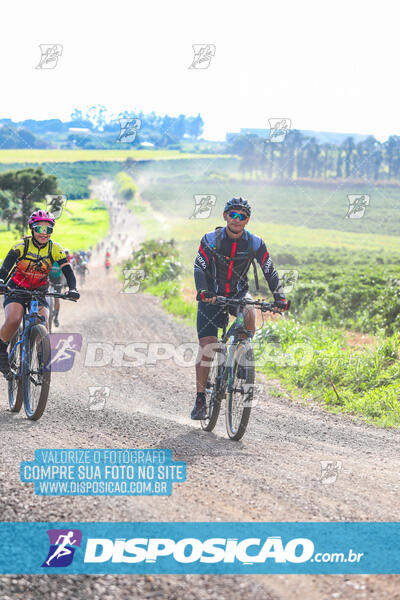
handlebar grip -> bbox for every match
[196,290,217,301]
[275,299,291,311]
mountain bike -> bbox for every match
[1,288,77,421]
[200,296,290,441]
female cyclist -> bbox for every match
[0,210,80,375]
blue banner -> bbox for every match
[0,522,399,574]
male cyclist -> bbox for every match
[191,197,288,420]
[0,210,80,375]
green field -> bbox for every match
[141,179,400,236]
[0,198,109,260]
[0,149,230,163]
[139,178,400,296]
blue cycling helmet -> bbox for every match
[223,197,251,216]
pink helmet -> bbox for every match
[28,210,56,228]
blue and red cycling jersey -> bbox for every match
[194,228,286,301]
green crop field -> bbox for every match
[0,149,230,164]
[139,177,400,285]
[0,198,109,260]
[141,178,400,236]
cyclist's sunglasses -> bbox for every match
[33,225,53,234]
[228,210,248,221]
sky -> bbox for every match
[0,0,398,141]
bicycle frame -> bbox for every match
[207,296,289,399]
[222,303,253,343]
[8,299,45,379]
[6,289,75,378]
[213,302,252,400]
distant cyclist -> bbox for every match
[0,210,80,375]
[76,258,89,286]
[105,250,111,272]
[191,197,288,419]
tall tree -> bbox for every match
[0,167,59,234]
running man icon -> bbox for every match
[42,529,82,568]
[46,531,76,565]
[46,333,82,372]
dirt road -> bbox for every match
[1,181,399,599]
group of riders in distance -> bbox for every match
[0,197,289,434]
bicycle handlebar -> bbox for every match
[0,288,77,302]
[197,294,290,313]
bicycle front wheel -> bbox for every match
[22,324,51,420]
[201,348,223,432]
[225,341,255,441]
[8,328,23,413]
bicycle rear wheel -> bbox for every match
[22,324,51,420]
[8,327,23,413]
[225,341,255,441]
[201,347,224,432]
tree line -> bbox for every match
[0,106,204,150]
[226,130,400,181]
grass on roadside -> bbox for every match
[253,318,400,427]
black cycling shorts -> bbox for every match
[196,294,251,339]
[3,280,49,310]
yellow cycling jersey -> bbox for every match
[10,237,67,289]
